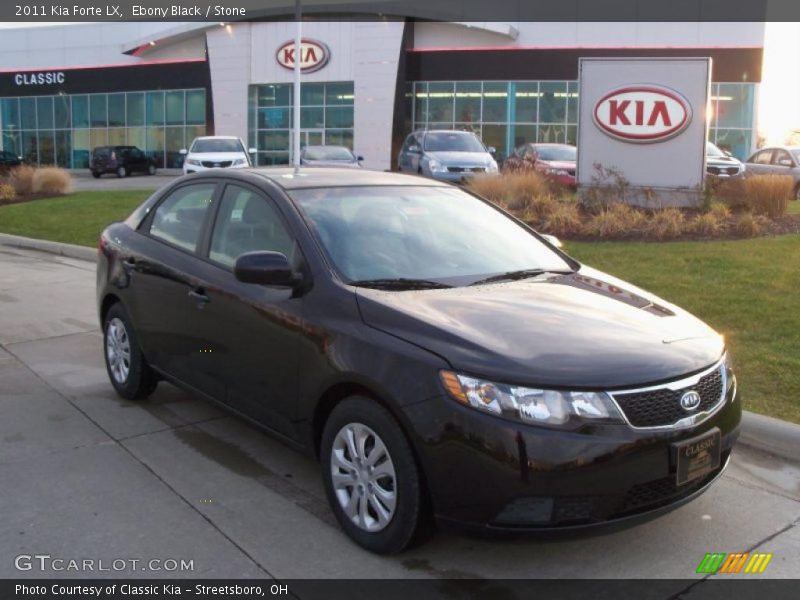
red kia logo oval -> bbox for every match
[593,86,693,143]
[276,39,330,73]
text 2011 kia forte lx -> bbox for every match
[97,168,740,554]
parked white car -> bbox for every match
[180,136,256,175]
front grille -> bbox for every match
[726,167,741,175]
[612,366,724,428]
[708,166,741,176]
[447,166,486,173]
[201,160,233,168]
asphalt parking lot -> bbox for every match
[0,246,798,583]
[70,170,180,192]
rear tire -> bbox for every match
[103,303,158,400]
[91,170,101,179]
[116,166,127,178]
[147,164,156,176]
[321,396,427,554]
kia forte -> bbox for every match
[97,168,740,553]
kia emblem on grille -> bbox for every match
[680,390,701,411]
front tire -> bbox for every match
[103,303,157,400]
[91,170,101,179]
[321,397,426,554]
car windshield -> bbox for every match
[707,143,726,157]
[304,146,354,161]
[423,132,485,153]
[191,139,243,153]
[535,145,577,162]
[290,185,572,285]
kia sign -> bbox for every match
[276,39,330,73]
[578,58,711,207]
[593,86,692,143]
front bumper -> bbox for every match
[183,162,249,175]
[428,169,495,182]
[401,382,741,532]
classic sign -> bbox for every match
[593,85,692,143]
[276,39,330,73]
[14,72,65,86]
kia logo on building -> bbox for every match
[593,85,692,143]
[276,39,330,73]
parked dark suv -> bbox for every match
[98,168,740,554]
[0,150,22,173]
[90,146,157,178]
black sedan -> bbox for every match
[97,168,740,553]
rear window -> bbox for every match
[93,147,110,157]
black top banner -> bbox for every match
[3,0,800,22]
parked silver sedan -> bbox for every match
[744,146,800,200]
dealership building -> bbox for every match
[0,19,764,170]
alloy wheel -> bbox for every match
[105,317,131,384]
[330,423,397,532]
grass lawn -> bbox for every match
[1,191,798,423]
[0,190,152,247]
[568,236,800,423]
[787,200,800,215]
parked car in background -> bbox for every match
[300,145,363,168]
[744,146,800,200]
[504,143,577,188]
[98,167,739,554]
[397,130,498,181]
[0,150,22,173]
[181,136,256,175]
[90,146,157,179]
[705,142,745,178]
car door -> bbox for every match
[746,149,774,175]
[771,149,796,174]
[188,182,304,437]
[128,148,146,173]
[125,181,222,395]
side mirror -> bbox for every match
[488,146,497,155]
[541,234,563,248]
[234,251,297,286]
[179,149,187,155]
[778,158,793,167]
[408,145,421,154]
[248,147,257,154]
[356,155,364,162]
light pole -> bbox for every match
[293,0,301,173]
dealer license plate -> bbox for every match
[674,428,721,486]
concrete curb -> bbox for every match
[1,231,799,462]
[0,233,96,262]
[740,411,800,463]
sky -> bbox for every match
[1,21,799,144]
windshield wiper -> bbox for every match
[349,278,454,290]
[470,268,574,286]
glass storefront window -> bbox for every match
[1,98,20,132]
[428,82,454,123]
[513,82,539,123]
[455,82,482,125]
[72,96,89,128]
[539,81,567,124]
[510,123,536,149]
[90,95,107,127]
[186,90,206,125]
[301,107,325,129]
[108,127,126,146]
[20,98,36,129]
[165,91,185,126]
[165,126,185,168]
[325,106,353,128]
[715,83,754,129]
[325,82,354,105]
[55,130,71,168]
[21,130,37,163]
[482,82,508,122]
[108,94,126,127]
[72,129,89,168]
[36,97,53,130]
[126,93,145,126]
[301,83,325,106]
[54,96,70,129]
[146,92,164,126]
[38,130,55,165]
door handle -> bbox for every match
[122,258,137,271]
[188,288,210,304]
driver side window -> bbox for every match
[209,185,295,268]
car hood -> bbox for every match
[355,266,723,389]
[706,155,742,167]
[426,151,494,166]
[187,152,247,162]
[303,159,360,168]
[540,160,576,171]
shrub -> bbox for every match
[33,167,72,195]
[9,165,35,196]
[0,183,15,203]
[691,212,722,236]
[735,212,769,237]
[542,203,583,236]
[586,208,628,238]
[716,174,792,217]
[467,174,507,204]
[707,202,731,221]
[744,175,792,217]
[528,194,559,221]
[645,207,685,240]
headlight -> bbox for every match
[186,158,201,166]
[231,158,246,166]
[428,159,445,173]
[487,161,499,172]
[440,371,623,427]
[723,352,736,396]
